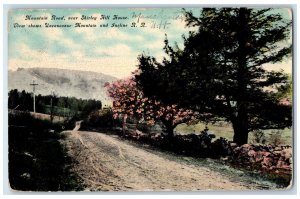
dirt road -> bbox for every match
[62,128,274,191]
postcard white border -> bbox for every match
[1,1,299,198]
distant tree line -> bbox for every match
[8,89,102,118]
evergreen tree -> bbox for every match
[136,8,292,145]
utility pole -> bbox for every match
[50,90,55,123]
[30,80,38,113]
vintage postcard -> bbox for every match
[7,7,293,192]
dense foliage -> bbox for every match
[105,76,200,137]
[9,111,83,191]
[135,8,292,144]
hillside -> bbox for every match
[8,67,117,104]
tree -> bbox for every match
[20,90,33,111]
[135,8,292,145]
[276,74,292,100]
[57,97,66,108]
[8,89,20,109]
[105,75,199,137]
[69,97,79,115]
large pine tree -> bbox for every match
[136,8,292,145]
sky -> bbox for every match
[8,8,292,79]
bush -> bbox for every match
[251,130,266,144]
[8,112,82,191]
[165,127,216,157]
[63,114,82,130]
[269,130,283,146]
[136,122,152,134]
[9,111,33,126]
[83,108,113,129]
[227,143,292,186]
[211,137,230,157]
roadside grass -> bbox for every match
[176,122,292,145]
[43,105,76,117]
[8,112,84,191]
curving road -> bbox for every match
[61,125,270,191]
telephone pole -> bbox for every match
[50,89,55,122]
[30,80,38,113]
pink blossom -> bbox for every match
[105,75,198,126]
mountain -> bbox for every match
[8,67,117,105]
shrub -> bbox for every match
[211,137,230,157]
[269,130,283,146]
[8,112,82,191]
[136,122,152,134]
[198,127,216,149]
[251,130,266,144]
[167,127,216,157]
[9,111,33,126]
[63,114,81,130]
[84,108,113,129]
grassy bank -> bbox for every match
[8,111,83,191]
[176,122,292,145]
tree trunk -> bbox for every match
[232,123,248,145]
[50,98,54,123]
[232,104,249,145]
[134,121,138,136]
[161,119,175,139]
[165,124,174,139]
[232,8,250,145]
[122,114,127,136]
